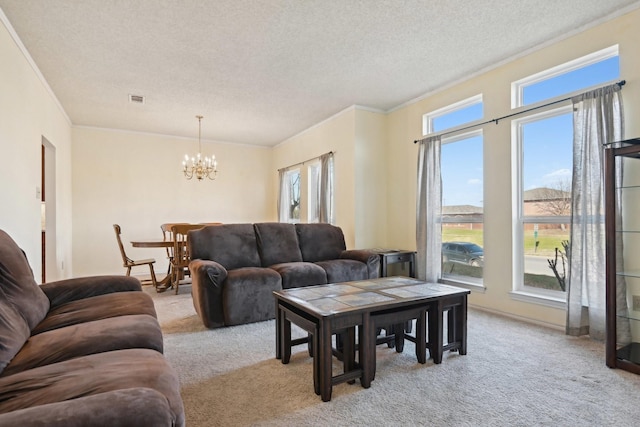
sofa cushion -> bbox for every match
[254,223,303,267]
[189,224,261,270]
[0,293,31,374]
[269,262,327,289]
[0,388,179,427]
[295,223,346,262]
[31,291,157,336]
[0,230,50,330]
[2,314,163,377]
[0,348,184,426]
[223,267,282,325]
[316,259,369,283]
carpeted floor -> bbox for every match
[146,285,640,427]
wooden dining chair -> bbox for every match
[113,224,158,289]
[170,223,206,294]
[160,223,189,276]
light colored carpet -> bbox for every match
[146,286,640,427]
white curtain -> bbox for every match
[416,136,442,283]
[319,152,334,224]
[567,83,624,340]
[277,169,288,222]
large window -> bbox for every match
[511,46,619,301]
[282,168,300,223]
[513,108,572,297]
[424,95,484,285]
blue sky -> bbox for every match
[437,56,619,207]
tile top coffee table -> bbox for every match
[274,276,469,401]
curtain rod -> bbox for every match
[277,151,334,172]
[414,80,626,143]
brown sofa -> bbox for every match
[0,229,184,426]
[188,222,380,328]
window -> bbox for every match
[282,168,300,223]
[513,108,572,297]
[424,95,484,285]
[512,45,619,108]
[308,162,320,222]
[510,47,619,301]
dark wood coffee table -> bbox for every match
[274,277,470,401]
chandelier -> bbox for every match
[183,115,218,181]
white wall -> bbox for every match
[0,13,73,282]
[71,126,275,276]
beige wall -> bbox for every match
[272,107,358,246]
[354,109,388,248]
[385,8,640,327]
[71,127,275,276]
[0,14,73,282]
[272,107,389,249]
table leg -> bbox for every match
[459,295,468,355]
[319,318,333,402]
[282,313,292,364]
[275,303,282,360]
[344,327,356,384]
[360,313,373,389]
[415,309,427,364]
[429,300,444,364]
[409,253,416,278]
[394,323,405,353]
[312,331,320,395]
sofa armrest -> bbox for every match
[340,250,380,279]
[189,259,228,328]
[0,387,182,427]
[40,275,142,309]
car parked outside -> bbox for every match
[442,242,484,267]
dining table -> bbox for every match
[130,223,221,293]
[130,238,175,292]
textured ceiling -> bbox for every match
[1,0,639,146]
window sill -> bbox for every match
[440,277,486,293]
[509,290,566,309]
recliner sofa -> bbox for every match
[0,229,184,426]
[188,222,380,328]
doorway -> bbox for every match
[41,137,57,283]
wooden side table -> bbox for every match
[371,249,416,278]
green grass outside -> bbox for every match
[443,228,569,256]
[442,227,567,291]
[443,262,563,291]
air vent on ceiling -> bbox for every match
[128,94,145,104]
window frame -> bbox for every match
[423,94,483,136]
[511,45,619,109]
[282,168,301,224]
[511,105,573,303]
[440,129,484,287]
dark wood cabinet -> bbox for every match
[605,137,640,374]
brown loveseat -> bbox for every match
[0,230,184,426]
[188,222,380,328]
